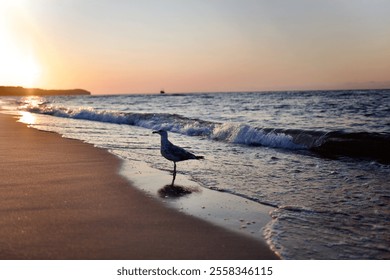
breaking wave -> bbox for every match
[23,104,390,163]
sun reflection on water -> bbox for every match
[19,111,36,125]
[17,96,47,126]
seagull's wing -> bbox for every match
[167,143,198,162]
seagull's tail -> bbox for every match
[195,156,204,160]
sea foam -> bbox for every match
[23,104,303,150]
[22,102,390,162]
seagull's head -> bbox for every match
[152,129,168,138]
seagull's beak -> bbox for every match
[152,131,159,134]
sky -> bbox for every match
[1,0,390,94]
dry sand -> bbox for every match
[0,113,278,259]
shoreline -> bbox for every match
[120,160,276,244]
[0,113,278,259]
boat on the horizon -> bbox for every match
[160,89,165,94]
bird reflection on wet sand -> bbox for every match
[158,184,200,199]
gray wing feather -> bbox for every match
[164,143,197,162]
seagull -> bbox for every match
[153,130,204,185]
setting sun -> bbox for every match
[0,40,42,88]
[0,0,42,88]
[19,55,41,87]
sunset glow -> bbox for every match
[1,0,390,94]
[1,47,42,88]
[0,0,42,87]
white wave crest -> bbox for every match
[24,104,304,150]
[212,123,304,149]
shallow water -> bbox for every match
[1,89,389,259]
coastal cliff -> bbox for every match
[0,86,91,96]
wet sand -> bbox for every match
[0,113,278,259]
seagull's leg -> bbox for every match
[171,162,177,186]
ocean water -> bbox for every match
[1,90,389,259]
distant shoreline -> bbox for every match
[0,86,91,96]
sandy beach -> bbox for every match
[0,113,278,260]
